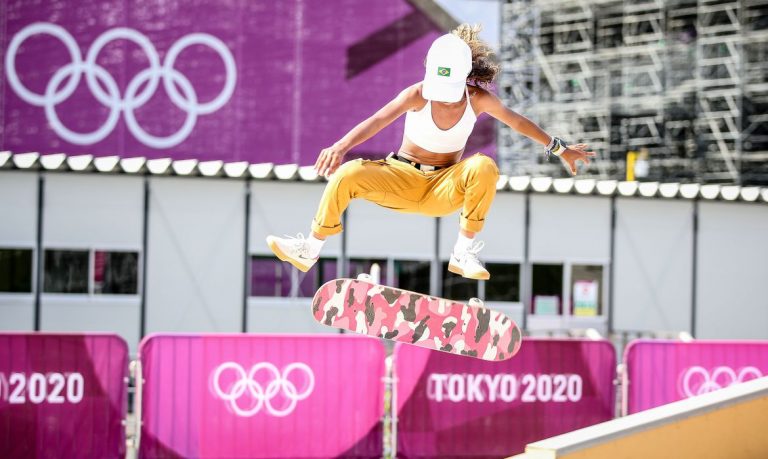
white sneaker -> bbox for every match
[266,233,318,272]
[448,240,490,280]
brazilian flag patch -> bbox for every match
[437,67,451,77]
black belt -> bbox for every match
[390,153,444,172]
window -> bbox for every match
[250,256,337,297]
[442,262,478,300]
[485,263,520,302]
[394,260,430,293]
[532,263,563,315]
[571,264,603,316]
[44,250,89,294]
[93,251,139,295]
[0,248,33,293]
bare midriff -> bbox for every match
[397,137,464,167]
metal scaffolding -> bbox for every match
[499,0,768,184]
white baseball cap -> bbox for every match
[422,34,472,103]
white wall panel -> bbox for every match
[347,200,436,259]
[529,195,611,262]
[0,172,37,330]
[41,297,141,353]
[43,174,143,248]
[438,192,525,262]
[613,198,693,332]
[250,182,340,256]
[146,178,245,333]
[0,171,37,244]
[697,202,768,339]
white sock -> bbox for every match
[453,233,474,254]
[307,234,326,258]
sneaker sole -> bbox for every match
[267,237,313,273]
[447,263,490,280]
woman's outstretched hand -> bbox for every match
[559,143,596,176]
[314,145,346,177]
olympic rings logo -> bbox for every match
[5,22,237,148]
[680,365,763,398]
[211,362,314,417]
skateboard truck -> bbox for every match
[469,297,484,308]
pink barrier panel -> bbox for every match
[394,339,616,458]
[624,339,768,414]
[138,334,385,458]
[0,333,128,459]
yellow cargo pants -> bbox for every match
[311,153,499,236]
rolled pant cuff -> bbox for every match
[311,219,343,237]
[460,215,485,233]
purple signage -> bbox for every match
[1,1,495,165]
[623,339,768,414]
[394,339,616,458]
[138,334,385,458]
[0,333,128,459]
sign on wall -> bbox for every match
[0,333,128,459]
[394,339,616,457]
[1,1,495,164]
[624,339,768,414]
[138,334,385,458]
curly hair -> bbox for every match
[452,23,499,87]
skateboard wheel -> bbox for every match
[357,273,373,281]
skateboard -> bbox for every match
[311,277,522,361]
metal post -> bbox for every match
[33,173,44,331]
[521,191,531,330]
[242,179,251,333]
[691,198,699,337]
[139,176,150,338]
[430,217,441,297]
[608,195,617,334]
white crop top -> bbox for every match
[403,86,477,153]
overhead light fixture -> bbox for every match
[274,164,299,180]
[12,152,40,169]
[40,153,67,170]
[719,185,740,201]
[553,178,574,194]
[147,158,172,175]
[94,156,120,172]
[638,182,659,197]
[739,187,760,202]
[679,183,700,199]
[67,155,94,171]
[530,176,553,192]
[171,159,198,176]
[617,181,639,196]
[699,184,720,200]
[223,161,248,178]
[508,176,531,192]
[199,160,224,177]
[298,165,319,181]
[120,157,147,174]
[248,163,274,179]
[658,183,680,198]
[574,179,596,194]
[596,180,617,195]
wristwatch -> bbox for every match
[545,137,567,157]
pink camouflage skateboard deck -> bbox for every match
[312,278,522,361]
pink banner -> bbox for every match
[624,339,768,414]
[0,333,128,459]
[394,339,616,458]
[138,334,385,458]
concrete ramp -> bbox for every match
[510,376,768,459]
